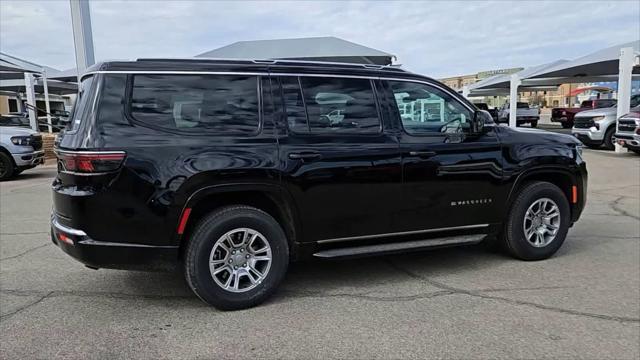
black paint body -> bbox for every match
[51,59,587,270]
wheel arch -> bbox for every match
[175,183,301,259]
[506,167,577,220]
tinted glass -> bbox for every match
[389,80,473,135]
[129,75,259,135]
[580,100,593,108]
[280,77,308,133]
[299,77,380,134]
[630,95,640,108]
[68,76,94,132]
[516,102,529,108]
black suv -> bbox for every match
[52,59,587,310]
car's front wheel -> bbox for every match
[0,152,15,181]
[603,126,615,150]
[184,205,289,310]
[502,182,570,260]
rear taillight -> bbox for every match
[56,150,126,174]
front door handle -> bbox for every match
[408,151,437,158]
[288,152,323,162]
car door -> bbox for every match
[271,75,402,242]
[382,79,504,234]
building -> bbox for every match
[439,67,523,91]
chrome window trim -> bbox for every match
[82,71,473,113]
[316,224,489,244]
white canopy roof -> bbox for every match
[529,40,640,79]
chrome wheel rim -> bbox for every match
[523,198,561,248]
[209,227,272,293]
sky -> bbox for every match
[1,0,638,78]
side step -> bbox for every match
[313,234,486,259]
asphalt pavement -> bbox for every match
[1,148,639,359]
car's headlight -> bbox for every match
[592,116,605,121]
[10,136,32,146]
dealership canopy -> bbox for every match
[196,36,396,65]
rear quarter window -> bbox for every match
[128,74,260,135]
[67,75,95,133]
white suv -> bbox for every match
[0,126,45,180]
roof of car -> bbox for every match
[83,58,431,81]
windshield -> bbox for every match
[516,102,529,108]
[67,76,95,132]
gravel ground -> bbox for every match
[1,148,639,359]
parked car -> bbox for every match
[473,102,498,122]
[0,126,44,180]
[572,94,640,150]
[551,99,617,129]
[613,105,640,154]
[51,59,587,310]
[497,102,540,127]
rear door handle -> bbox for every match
[408,151,437,158]
[288,152,323,162]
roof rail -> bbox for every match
[135,57,406,72]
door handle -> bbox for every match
[288,152,323,161]
[408,151,436,158]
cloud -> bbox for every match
[1,0,638,77]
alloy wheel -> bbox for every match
[209,227,272,293]
[523,198,561,248]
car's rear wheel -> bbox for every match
[603,127,615,150]
[561,122,572,129]
[502,182,570,260]
[530,120,538,128]
[0,153,15,181]
[184,205,289,310]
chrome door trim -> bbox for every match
[316,224,489,244]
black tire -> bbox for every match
[0,152,15,181]
[631,149,640,155]
[602,126,615,150]
[585,143,601,149]
[184,205,289,310]
[530,120,538,128]
[502,182,570,261]
[561,122,572,129]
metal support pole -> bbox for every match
[614,47,636,153]
[23,72,38,131]
[616,47,634,120]
[461,86,470,99]
[41,70,53,133]
[70,0,95,81]
[509,74,521,128]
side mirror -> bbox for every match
[473,110,494,133]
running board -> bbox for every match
[313,234,486,259]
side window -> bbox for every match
[388,80,473,135]
[129,74,260,135]
[280,77,308,133]
[298,77,381,134]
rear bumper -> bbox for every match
[51,214,179,271]
[11,150,44,167]
[551,117,571,123]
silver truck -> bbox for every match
[572,94,640,150]
[0,126,45,180]
[497,102,540,127]
[613,105,640,154]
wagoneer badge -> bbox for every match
[451,198,493,206]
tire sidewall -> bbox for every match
[603,127,615,150]
[186,207,288,310]
[0,153,15,181]
[507,183,570,260]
